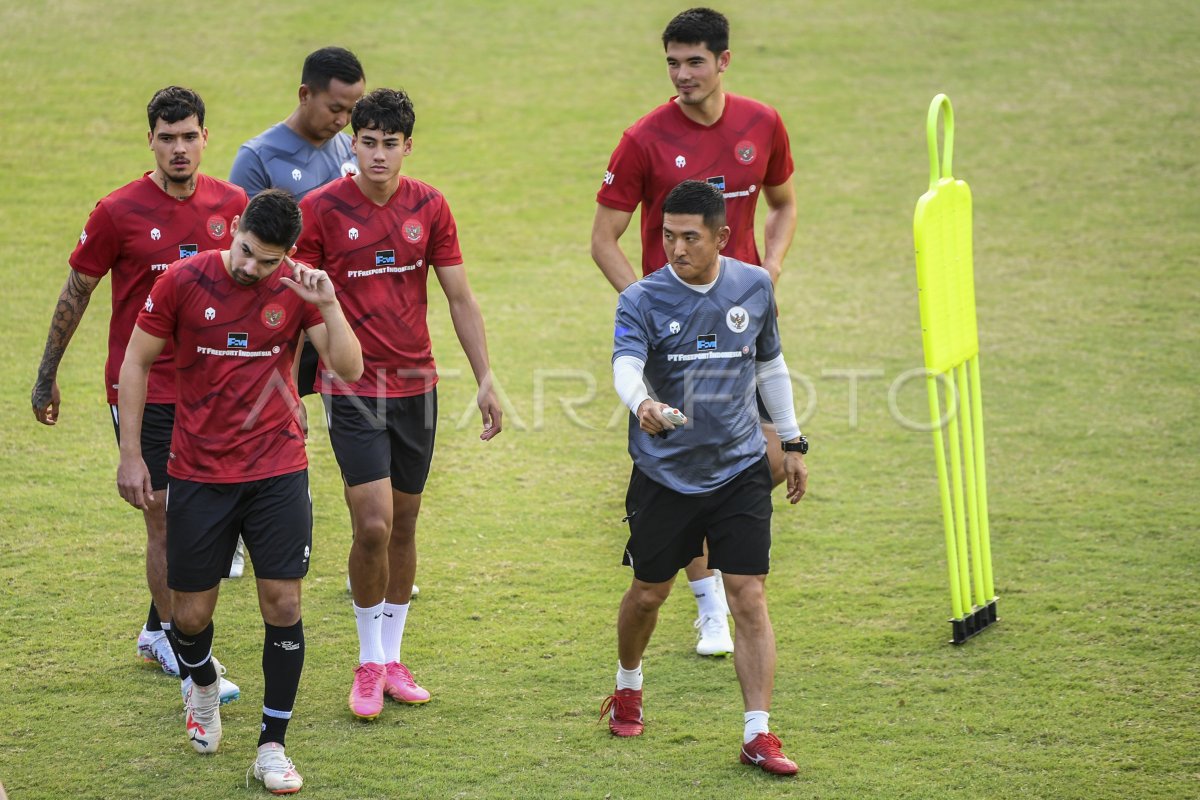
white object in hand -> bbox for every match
[662,407,687,426]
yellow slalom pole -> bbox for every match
[969,356,996,603]
[927,374,965,621]
[943,371,972,612]
[957,361,986,609]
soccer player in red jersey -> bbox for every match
[294,88,502,720]
[590,7,799,659]
[30,86,246,699]
[117,189,362,792]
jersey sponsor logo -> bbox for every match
[79,230,87,244]
[207,216,227,239]
[151,263,170,272]
[375,249,396,267]
[674,155,687,168]
[669,320,681,335]
[227,332,249,349]
[151,227,162,241]
[291,168,302,182]
[262,303,286,329]
[706,175,726,191]
[204,307,216,321]
[735,140,757,165]
[403,219,423,243]
[340,161,358,177]
[726,306,749,333]
[603,169,615,185]
[179,243,199,259]
[667,349,747,362]
[195,344,278,358]
[696,333,717,351]
[347,261,420,278]
[144,295,154,313]
[348,227,360,240]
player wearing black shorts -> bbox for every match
[602,181,808,775]
[116,190,362,792]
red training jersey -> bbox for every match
[295,175,463,398]
[596,93,793,275]
[134,250,323,483]
[69,172,247,404]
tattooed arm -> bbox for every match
[31,268,102,425]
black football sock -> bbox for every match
[171,621,217,687]
[146,599,163,633]
[160,621,190,681]
[259,620,305,747]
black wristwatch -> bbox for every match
[781,435,808,455]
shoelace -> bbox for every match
[598,691,640,723]
[246,750,296,788]
[389,662,418,686]
[751,732,785,758]
[694,614,726,637]
[353,663,385,697]
[187,689,220,727]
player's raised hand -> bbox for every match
[280,257,336,306]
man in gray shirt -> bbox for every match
[601,181,807,776]
[230,47,365,201]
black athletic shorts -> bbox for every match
[165,470,312,591]
[323,390,437,493]
[297,338,319,397]
[110,403,174,491]
[622,455,773,584]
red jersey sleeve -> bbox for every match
[763,110,794,187]
[596,131,648,213]
[69,201,121,278]
[294,194,325,269]
[429,197,464,267]
[134,264,179,340]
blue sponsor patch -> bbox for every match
[179,243,199,258]
[227,332,248,349]
[706,175,726,192]
[696,334,717,351]
[375,249,396,267]
[615,325,633,338]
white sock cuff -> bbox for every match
[616,661,643,691]
[353,600,385,616]
[744,710,770,743]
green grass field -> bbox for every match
[2,1,1197,798]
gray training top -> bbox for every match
[228,123,357,200]
[613,256,782,495]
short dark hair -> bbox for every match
[662,180,727,231]
[239,189,303,249]
[351,88,416,138]
[662,7,730,55]
[146,86,205,131]
[301,46,365,93]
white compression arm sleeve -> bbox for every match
[613,355,651,414]
[755,354,801,441]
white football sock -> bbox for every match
[380,602,410,663]
[689,575,723,618]
[744,710,770,743]
[353,601,386,664]
[616,661,643,691]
